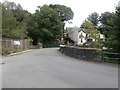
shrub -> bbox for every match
[84,41,103,48]
[2,48,12,56]
[96,49,103,55]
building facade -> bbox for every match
[66,26,105,46]
[66,26,87,45]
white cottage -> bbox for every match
[66,26,87,45]
[66,26,105,46]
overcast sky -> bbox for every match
[1,0,120,27]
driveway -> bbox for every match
[2,48,118,88]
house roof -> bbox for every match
[66,27,86,33]
[66,26,79,32]
[78,28,86,33]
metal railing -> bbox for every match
[103,52,120,60]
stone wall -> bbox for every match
[59,46,102,61]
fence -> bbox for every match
[0,38,30,52]
[103,52,120,60]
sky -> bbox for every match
[1,0,120,27]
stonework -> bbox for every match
[60,46,102,61]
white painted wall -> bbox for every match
[78,30,87,45]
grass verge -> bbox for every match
[104,59,120,64]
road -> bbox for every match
[2,48,118,88]
[0,57,2,90]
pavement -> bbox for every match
[7,50,32,57]
[2,48,118,88]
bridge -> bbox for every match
[2,48,118,88]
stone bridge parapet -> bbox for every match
[59,46,102,61]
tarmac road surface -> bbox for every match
[2,48,118,88]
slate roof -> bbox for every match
[78,28,86,33]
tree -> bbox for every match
[81,21,103,48]
[82,21,100,40]
[87,12,99,27]
[49,4,74,42]
[104,5,120,52]
[99,12,113,34]
[2,1,28,39]
[27,5,63,44]
[2,1,74,45]
[98,2,120,52]
[49,4,74,22]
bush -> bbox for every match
[28,37,33,45]
[96,49,103,55]
[84,41,103,48]
[2,48,12,56]
[104,59,120,64]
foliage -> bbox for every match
[81,21,100,40]
[87,12,99,27]
[2,1,28,39]
[104,59,120,64]
[49,4,74,22]
[96,49,103,55]
[27,37,33,45]
[28,5,64,44]
[81,21,103,48]
[99,5,120,52]
[2,1,74,45]
[86,41,103,48]
[99,12,114,34]
[2,48,12,56]
[81,2,120,51]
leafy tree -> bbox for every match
[2,1,74,45]
[49,4,74,22]
[49,4,74,42]
[82,21,100,40]
[27,5,63,44]
[2,1,28,39]
[87,12,99,27]
[104,6,120,52]
[99,12,113,34]
[81,21,103,48]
